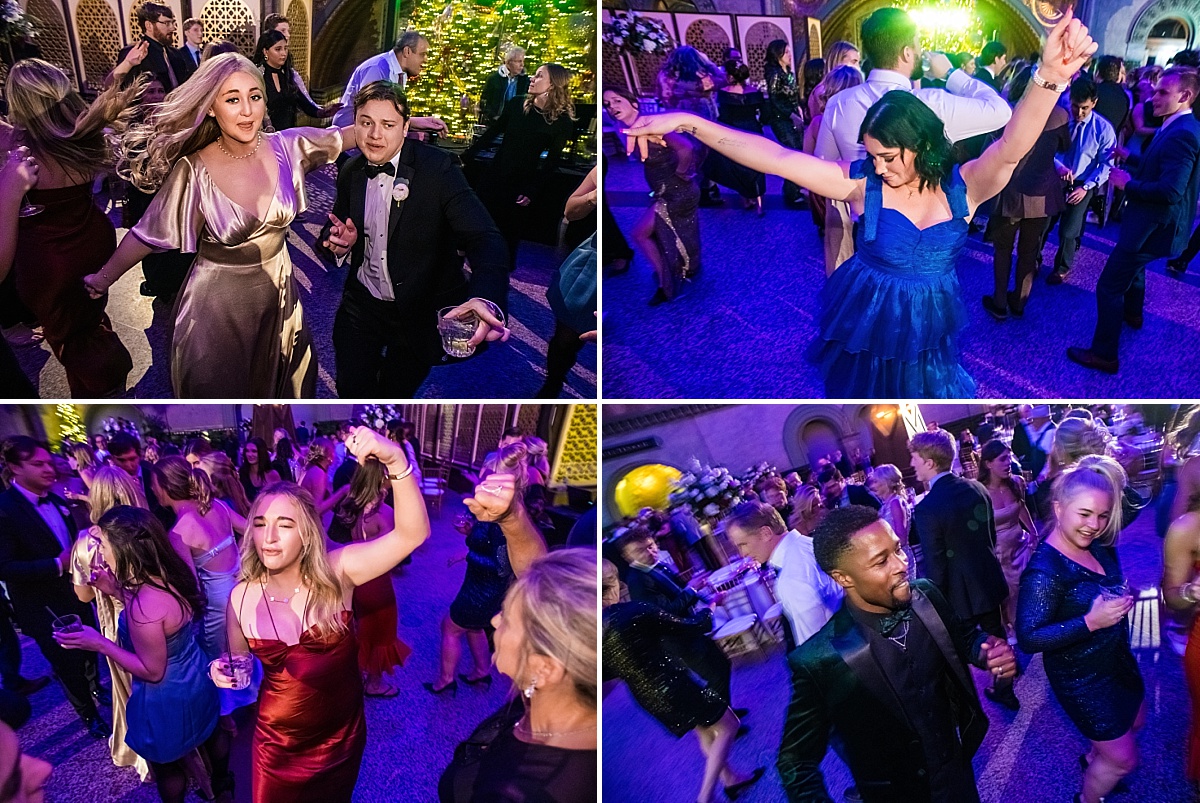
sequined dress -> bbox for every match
[643,140,701,285]
[1016,542,1144,741]
[602,601,726,738]
[448,521,513,631]
[130,128,343,398]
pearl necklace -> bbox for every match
[262,578,302,604]
[217,131,263,160]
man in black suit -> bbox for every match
[111,3,191,92]
[975,41,1007,92]
[908,429,1017,710]
[319,81,511,396]
[176,17,204,82]
[1070,66,1200,373]
[0,437,108,739]
[778,506,1016,802]
[105,432,174,529]
[616,529,742,717]
[818,464,881,511]
[479,47,530,124]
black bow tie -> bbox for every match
[364,162,395,178]
[879,606,914,636]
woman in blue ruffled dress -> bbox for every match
[622,12,1096,398]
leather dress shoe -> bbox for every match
[1046,271,1068,286]
[1067,346,1119,374]
[1124,313,1143,329]
[83,715,111,739]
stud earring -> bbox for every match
[523,678,538,699]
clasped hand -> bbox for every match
[344,425,406,468]
[979,635,1017,678]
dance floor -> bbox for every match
[20,490,521,802]
[602,505,1193,802]
[602,154,1200,398]
[13,164,596,400]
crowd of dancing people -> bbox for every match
[0,7,597,399]
[607,6,1200,395]
[602,404,1200,803]
[0,421,597,802]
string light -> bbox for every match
[54,404,87,448]
[902,0,985,55]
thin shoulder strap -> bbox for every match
[849,159,880,242]
[945,164,969,220]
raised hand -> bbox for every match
[345,426,407,468]
[623,112,695,162]
[124,40,150,67]
[322,213,358,257]
[1039,8,1098,85]
[464,473,519,522]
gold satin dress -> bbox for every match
[132,127,343,398]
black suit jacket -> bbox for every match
[911,474,1008,619]
[846,485,881,510]
[0,487,92,634]
[1119,113,1200,257]
[976,67,1003,93]
[480,71,530,123]
[777,580,990,802]
[176,44,201,82]
[115,36,191,92]
[319,140,509,365]
[624,565,701,617]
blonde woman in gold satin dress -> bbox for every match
[83,53,358,397]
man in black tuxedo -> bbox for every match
[616,529,742,717]
[111,3,191,92]
[0,438,108,738]
[818,464,881,511]
[909,429,1017,710]
[1069,66,1200,373]
[319,81,511,396]
[106,432,174,529]
[975,41,1007,92]
[778,506,1016,802]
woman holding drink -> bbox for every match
[1017,456,1144,803]
[208,426,429,801]
[54,506,229,803]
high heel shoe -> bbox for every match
[724,767,765,800]
[459,672,493,687]
[423,680,458,697]
[754,196,764,217]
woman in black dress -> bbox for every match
[462,63,574,270]
[238,437,279,504]
[713,60,766,215]
[253,31,336,131]
[761,39,805,207]
[602,561,763,803]
[1017,456,1144,803]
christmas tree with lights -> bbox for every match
[55,404,87,449]
[402,0,595,139]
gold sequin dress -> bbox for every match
[131,127,343,398]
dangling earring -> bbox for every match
[523,678,538,699]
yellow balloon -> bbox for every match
[614,464,682,517]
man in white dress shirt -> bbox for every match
[727,501,843,651]
[815,7,1012,272]
[332,30,447,134]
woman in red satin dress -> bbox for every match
[209,427,429,802]
[4,60,136,396]
[1164,500,1200,786]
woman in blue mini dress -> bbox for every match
[621,12,1096,398]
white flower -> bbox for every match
[392,182,409,203]
[703,503,720,517]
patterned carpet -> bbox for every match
[602,154,1200,399]
[12,159,596,400]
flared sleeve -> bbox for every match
[282,127,344,216]
[131,157,204,253]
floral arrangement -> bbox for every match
[0,0,35,45]
[740,461,778,490]
[602,12,672,56]
[358,405,401,432]
[101,416,140,440]
[669,459,744,521]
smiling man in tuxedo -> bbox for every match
[320,81,510,396]
[0,437,109,739]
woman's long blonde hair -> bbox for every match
[504,549,597,708]
[121,53,265,191]
[525,63,575,123]
[7,59,143,182]
[89,466,147,524]
[242,482,347,639]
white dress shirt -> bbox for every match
[355,149,404,301]
[333,51,406,127]
[815,68,1012,162]
[769,529,844,647]
[13,482,72,569]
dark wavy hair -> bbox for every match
[1007,64,1035,104]
[98,505,205,622]
[977,439,1023,499]
[765,39,790,71]
[332,459,388,539]
[240,437,273,485]
[859,90,953,192]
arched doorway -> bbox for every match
[1147,17,1191,62]
[1128,0,1200,64]
[801,418,842,468]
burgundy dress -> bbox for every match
[247,610,366,802]
[353,575,412,675]
[14,183,132,396]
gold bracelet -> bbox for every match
[386,463,415,482]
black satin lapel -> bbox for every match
[831,616,909,728]
[911,589,975,696]
[349,168,368,229]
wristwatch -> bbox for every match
[1031,69,1068,93]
